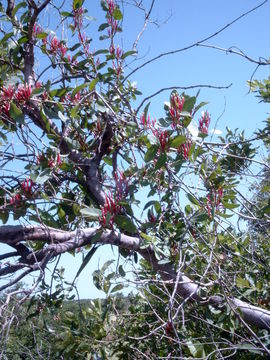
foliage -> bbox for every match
[0,0,269,358]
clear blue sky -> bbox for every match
[1,0,270,299]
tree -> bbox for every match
[0,0,270,358]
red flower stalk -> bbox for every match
[115,170,129,201]
[178,140,192,160]
[15,84,32,102]
[73,6,84,29]
[152,128,170,151]
[21,178,34,195]
[206,187,224,216]
[199,111,211,134]
[99,192,121,228]
[9,193,22,207]
[2,86,15,100]
[33,23,43,37]
[140,113,151,129]
[169,94,185,127]
[109,44,115,55]
[107,0,116,16]
[49,36,67,58]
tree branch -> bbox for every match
[0,224,270,331]
[125,0,270,81]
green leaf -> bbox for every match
[186,193,200,205]
[221,201,239,209]
[113,8,123,20]
[89,78,99,91]
[73,0,84,10]
[101,260,114,274]
[71,82,88,97]
[98,23,110,31]
[183,96,196,113]
[143,201,161,212]
[9,103,24,124]
[118,265,126,277]
[94,49,109,55]
[170,135,186,148]
[155,152,167,170]
[35,169,51,185]
[36,32,48,39]
[236,277,250,289]
[40,107,51,132]
[0,211,9,224]
[74,245,99,279]
[12,2,27,17]
[144,145,158,162]
[70,105,79,118]
[121,50,137,59]
[61,11,74,17]
[80,207,102,219]
[115,215,137,233]
[143,102,150,120]
[110,284,124,293]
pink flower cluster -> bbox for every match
[169,93,185,128]
[9,178,36,207]
[99,192,121,228]
[106,0,118,37]
[152,128,170,152]
[33,23,43,38]
[206,187,224,217]
[114,171,129,202]
[177,140,192,160]
[73,5,84,29]
[21,178,34,196]
[44,36,67,58]
[110,45,123,76]
[0,84,33,118]
[199,111,211,134]
[99,170,129,228]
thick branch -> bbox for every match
[0,225,270,331]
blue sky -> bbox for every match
[1,0,270,299]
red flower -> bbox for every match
[177,140,192,160]
[99,192,121,228]
[49,36,67,58]
[107,0,116,16]
[15,84,32,102]
[33,23,43,37]
[48,158,55,168]
[21,178,34,195]
[152,128,170,151]
[169,94,185,128]
[206,187,224,216]
[115,170,129,201]
[199,111,211,134]
[9,193,22,207]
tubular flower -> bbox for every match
[48,36,67,58]
[73,5,84,29]
[206,187,224,217]
[9,193,22,207]
[169,93,185,128]
[152,128,170,151]
[115,170,129,201]
[140,113,151,129]
[15,84,32,102]
[99,192,121,228]
[199,111,211,134]
[33,23,43,38]
[21,178,34,195]
[0,86,15,117]
[178,140,192,160]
